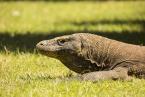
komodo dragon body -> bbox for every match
[36,33,145,81]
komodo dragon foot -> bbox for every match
[79,67,132,82]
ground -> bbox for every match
[0,1,145,97]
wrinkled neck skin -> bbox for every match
[79,35,113,70]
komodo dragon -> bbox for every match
[36,33,145,82]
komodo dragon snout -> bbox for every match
[36,33,145,82]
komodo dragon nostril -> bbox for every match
[39,43,43,46]
[39,41,47,46]
[41,43,45,46]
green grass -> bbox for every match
[0,1,145,33]
[0,1,145,97]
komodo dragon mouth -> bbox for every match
[36,33,145,81]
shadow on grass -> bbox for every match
[0,18,145,53]
[0,30,145,53]
[71,19,145,26]
[0,32,71,53]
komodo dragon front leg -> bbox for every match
[80,67,132,82]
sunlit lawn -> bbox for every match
[0,1,145,97]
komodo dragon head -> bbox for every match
[36,33,100,74]
[36,34,82,58]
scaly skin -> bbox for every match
[36,33,145,82]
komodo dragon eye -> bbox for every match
[57,39,67,46]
